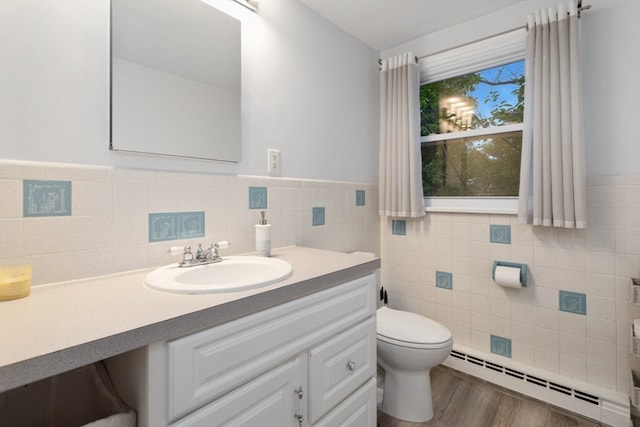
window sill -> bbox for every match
[423,197,518,215]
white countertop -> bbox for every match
[0,246,380,392]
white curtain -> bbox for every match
[517,0,587,228]
[379,53,425,218]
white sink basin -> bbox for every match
[145,256,293,294]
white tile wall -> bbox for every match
[380,175,640,394]
[3,159,637,395]
[0,160,379,286]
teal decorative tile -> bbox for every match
[179,211,205,239]
[149,211,206,242]
[149,213,180,242]
[491,335,512,358]
[559,290,587,315]
[249,186,267,209]
[436,271,453,290]
[392,220,406,235]
[23,180,72,217]
[356,190,366,206]
[490,224,511,244]
[312,207,325,226]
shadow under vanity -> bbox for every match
[0,247,380,426]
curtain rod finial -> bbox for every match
[577,1,591,18]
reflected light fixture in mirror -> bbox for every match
[202,0,258,13]
[232,0,259,12]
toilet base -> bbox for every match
[378,367,434,422]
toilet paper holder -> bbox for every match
[492,261,528,287]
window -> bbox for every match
[421,60,524,197]
[418,29,526,213]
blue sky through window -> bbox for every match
[468,60,524,124]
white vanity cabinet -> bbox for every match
[108,273,377,427]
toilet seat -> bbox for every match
[377,306,452,349]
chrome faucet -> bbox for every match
[173,241,230,267]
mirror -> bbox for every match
[110,0,241,162]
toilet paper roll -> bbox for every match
[494,265,522,288]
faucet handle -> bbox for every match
[215,240,230,249]
[178,246,194,266]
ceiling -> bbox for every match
[299,0,528,51]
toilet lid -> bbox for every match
[377,306,452,345]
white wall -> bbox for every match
[239,0,379,181]
[0,0,379,183]
[382,0,640,177]
[579,0,640,177]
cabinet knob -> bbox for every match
[347,360,356,371]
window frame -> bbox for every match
[418,29,527,214]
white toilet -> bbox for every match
[376,306,453,422]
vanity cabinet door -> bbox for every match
[308,316,376,424]
[170,356,304,427]
[312,378,377,427]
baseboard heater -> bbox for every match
[443,346,630,427]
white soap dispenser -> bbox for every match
[255,211,271,257]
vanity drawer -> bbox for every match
[308,316,377,424]
[166,274,376,421]
[313,377,377,427]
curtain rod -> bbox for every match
[379,1,591,66]
[416,2,591,61]
[415,1,591,61]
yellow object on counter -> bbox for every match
[0,265,31,301]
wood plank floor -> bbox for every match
[377,366,602,427]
